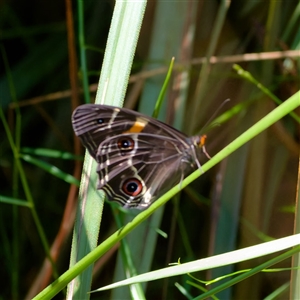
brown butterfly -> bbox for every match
[72,104,208,209]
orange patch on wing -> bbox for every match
[124,118,147,133]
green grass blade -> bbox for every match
[67,1,147,299]
[233,64,300,123]
[94,236,300,292]
[21,147,83,160]
[152,57,175,118]
[0,195,32,207]
[20,154,80,186]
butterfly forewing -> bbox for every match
[72,104,140,159]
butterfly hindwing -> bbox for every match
[96,133,196,208]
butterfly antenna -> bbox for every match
[196,100,230,161]
[201,98,230,133]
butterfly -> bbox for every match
[72,104,209,209]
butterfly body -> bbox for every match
[72,104,206,209]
